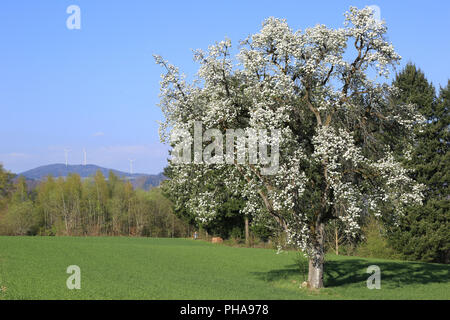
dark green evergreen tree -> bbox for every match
[388,64,449,263]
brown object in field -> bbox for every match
[211,237,223,243]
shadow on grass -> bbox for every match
[251,258,450,288]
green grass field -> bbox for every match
[0,236,448,300]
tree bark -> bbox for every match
[308,222,325,289]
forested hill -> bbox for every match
[18,164,166,190]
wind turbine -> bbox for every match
[128,159,135,175]
[83,148,87,166]
[64,148,71,167]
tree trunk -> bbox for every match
[308,222,325,289]
[245,217,249,246]
[308,254,324,289]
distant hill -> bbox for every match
[18,164,166,190]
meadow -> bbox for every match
[0,236,448,300]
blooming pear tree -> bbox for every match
[154,7,424,289]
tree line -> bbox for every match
[0,169,190,237]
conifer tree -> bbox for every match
[389,64,449,263]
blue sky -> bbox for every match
[1,0,449,174]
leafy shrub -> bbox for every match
[356,219,402,260]
[230,226,243,240]
[293,251,309,282]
